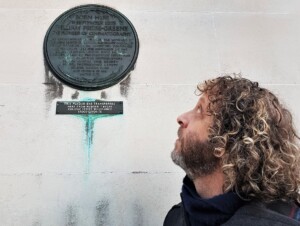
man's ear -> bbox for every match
[213,148,225,158]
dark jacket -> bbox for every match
[164,201,300,226]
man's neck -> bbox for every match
[192,169,225,199]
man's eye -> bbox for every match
[196,107,202,114]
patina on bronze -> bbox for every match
[56,101,123,114]
[44,5,139,90]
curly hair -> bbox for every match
[198,75,300,203]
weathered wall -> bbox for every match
[0,1,300,225]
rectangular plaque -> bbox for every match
[56,101,123,115]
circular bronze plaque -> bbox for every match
[44,5,139,90]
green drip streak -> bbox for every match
[75,114,111,174]
[86,115,93,164]
[73,97,122,175]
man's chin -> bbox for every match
[171,149,180,165]
[171,149,185,168]
[171,149,196,179]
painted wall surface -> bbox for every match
[0,1,300,225]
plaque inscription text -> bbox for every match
[44,5,139,90]
[56,101,123,114]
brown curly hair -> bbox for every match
[198,75,300,203]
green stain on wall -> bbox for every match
[75,114,111,174]
[73,98,122,174]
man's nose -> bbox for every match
[177,112,189,128]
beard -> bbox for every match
[171,130,221,179]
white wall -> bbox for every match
[0,1,300,225]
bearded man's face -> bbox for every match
[171,94,220,179]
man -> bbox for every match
[164,76,300,226]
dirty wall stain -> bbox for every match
[44,59,64,112]
[100,91,107,99]
[32,221,42,226]
[120,74,131,98]
[95,199,110,226]
[65,205,78,226]
[132,202,144,226]
[44,59,124,173]
[71,91,79,100]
